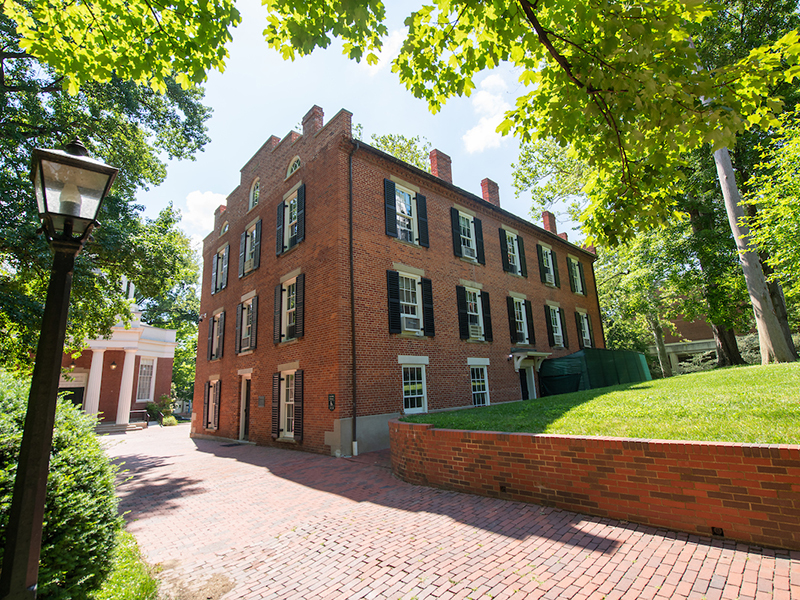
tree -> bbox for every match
[0,13,209,370]
[353,125,432,172]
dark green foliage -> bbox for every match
[0,370,123,599]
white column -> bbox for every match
[84,348,105,416]
[115,349,137,425]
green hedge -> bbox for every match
[0,370,123,599]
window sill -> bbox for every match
[276,437,297,444]
[246,204,258,214]
[278,338,299,346]
[397,332,426,339]
[505,271,524,278]
[465,338,489,344]
[238,349,254,356]
[459,256,480,266]
[394,237,422,249]
[278,242,301,258]
[241,268,258,279]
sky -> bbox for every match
[137,1,572,251]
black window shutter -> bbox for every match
[499,229,510,273]
[296,184,306,244]
[239,232,246,278]
[384,179,397,237]
[271,373,281,439]
[417,194,429,247]
[213,381,221,429]
[276,201,285,255]
[545,305,555,347]
[293,370,304,442]
[250,296,258,349]
[569,259,577,293]
[559,307,569,348]
[575,311,584,349]
[203,382,210,428]
[474,218,485,265]
[518,236,528,278]
[274,284,283,344]
[211,252,218,295]
[586,314,594,347]
[506,296,516,343]
[456,285,469,339]
[525,300,535,345]
[295,273,305,339]
[207,318,214,360]
[480,290,492,341]
[217,311,225,357]
[222,245,229,288]
[552,250,560,287]
[450,207,462,257]
[386,270,401,334]
[235,303,243,354]
[252,220,262,269]
[421,277,435,336]
[578,262,586,295]
[537,244,546,283]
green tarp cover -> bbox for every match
[539,348,651,396]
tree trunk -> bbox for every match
[648,315,673,377]
[713,147,795,363]
[711,323,745,367]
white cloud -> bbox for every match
[362,30,405,76]
[183,190,227,236]
[462,75,512,154]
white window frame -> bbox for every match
[240,298,254,351]
[542,247,555,285]
[550,306,564,347]
[466,287,484,340]
[395,185,417,245]
[506,232,520,275]
[136,357,156,402]
[579,312,592,348]
[570,258,585,295]
[513,298,528,343]
[459,213,477,260]
[282,277,298,341]
[286,156,301,178]
[280,370,297,439]
[220,221,229,235]
[244,223,259,273]
[399,273,422,334]
[401,364,427,414]
[470,366,490,406]
[213,247,226,293]
[211,313,224,359]
[249,178,260,210]
[206,379,220,430]
[283,191,300,250]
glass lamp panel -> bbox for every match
[40,158,109,220]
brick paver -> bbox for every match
[104,426,800,600]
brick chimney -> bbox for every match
[429,149,452,183]
[582,244,596,255]
[542,211,557,234]
[266,135,281,151]
[558,232,568,241]
[480,178,500,207]
[302,105,324,136]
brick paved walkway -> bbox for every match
[104,425,800,600]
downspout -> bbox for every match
[348,140,360,456]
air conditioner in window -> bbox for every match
[583,336,592,348]
[469,324,483,338]
[462,245,476,259]
[544,270,555,285]
[402,315,421,333]
[240,337,251,351]
[553,333,563,346]
[509,264,519,275]
[516,330,527,343]
[244,258,254,272]
[398,229,415,244]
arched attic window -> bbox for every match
[249,178,260,210]
[220,221,229,235]
[287,157,301,178]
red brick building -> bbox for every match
[191,106,604,455]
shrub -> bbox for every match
[0,370,123,599]
[161,415,178,427]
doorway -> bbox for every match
[519,365,536,400]
[239,377,251,441]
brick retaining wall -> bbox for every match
[389,419,800,550]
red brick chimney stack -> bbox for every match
[542,210,557,233]
[429,149,452,183]
[480,178,500,207]
[302,105,324,136]
[558,232,569,241]
[582,244,596,255]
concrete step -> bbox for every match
[95,422,149,435]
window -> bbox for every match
[471,366,489,406]
[287,156,301,178]
[236,296,258,353]
[450,208,485,264]
[500,229,528,277]
[239,220,262,277]
[569,257,586,295]
[384,179,429,247]
[249,179,260,210]
[387,271,435,336]
[545,305,568,348]
[274,274,305,343]
[272,369,303,440]
[506,297,535,345]
[537,245,560,287]
[276,184,305,255]
[207,312,225,360]
[220,221,229,235]
[136,358,155,401]
[576,311,594,348]
[456,286,492,341]
[402,365,427,413]
[204,379,221,430]
[211,245,229,295]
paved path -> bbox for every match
[104,425,800,600]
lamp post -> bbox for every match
[0,140,118,600]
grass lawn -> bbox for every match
[89,530,159,600]
[402,363,800,444]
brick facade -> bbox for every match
[389,420,800,551]
[192,105,604,455]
